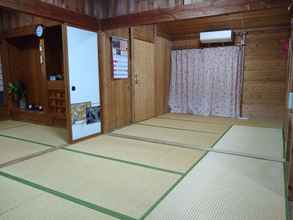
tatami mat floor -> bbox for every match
[0,114,289,220]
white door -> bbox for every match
[65,26,101,142]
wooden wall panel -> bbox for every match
[0,8,58,33]
[102,0,183,19]
[99,28,132,133]
[155,36,171,115]
[132,25,155,42]
[40,0,105,19]
[242,30,289,119]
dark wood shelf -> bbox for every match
[47,80,65,90]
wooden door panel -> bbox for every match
[133,39,155,121]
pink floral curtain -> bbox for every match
[169,46,244,118]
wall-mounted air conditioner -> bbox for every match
[200,30,233,44]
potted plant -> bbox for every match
[7,81,26,110]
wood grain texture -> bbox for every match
[155,35,171,115]
[132,25,155,43]
[132,39,155,121]
[0,8,59,33]
[99,29,132,133]
[40,0,105,19]
[101,0,288,30]
[242,30,289,119]
[0,0,100,31]
[158,7,290,40]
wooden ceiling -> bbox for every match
[0,0,290,32]
[157,7,291,40]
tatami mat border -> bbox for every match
[110,126,285,163]
[157,115,233,125]
[63,148,184,176]
[139,151,209,220]
[0,124,28,131]
[0,171,136,220]
[137,123,220,134]
[0,134,63,148]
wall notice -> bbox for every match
[112,37,128,79]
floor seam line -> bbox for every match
[0,133,61,148]
[62,147,184,176]
[0,124,29,131]
[139,151,209,220]
[0,146,65,169]
[110,131,284,163]
[0,171,136,220]
[136,122,220,134]
[157,116,233,126]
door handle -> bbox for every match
[135,74,139,84]
[72,86,76,91]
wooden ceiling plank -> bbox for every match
[0,0,100,31]
[101,0,289,30]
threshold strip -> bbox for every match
[137,123,219,134]
[157,115,233,125]
[0,145,66,169]
[139,151,209,220]
[0,171,136,220]
[63,148,184,176]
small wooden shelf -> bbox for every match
[47,79,66,126]
[47,80,65,90]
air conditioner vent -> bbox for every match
[200,30,233,44]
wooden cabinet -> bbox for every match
[3,24,66,127]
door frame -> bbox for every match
[62,24,103,144]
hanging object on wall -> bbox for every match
[35,24,45,38]
[111,37,129,79]
[86,106,101,125]
[71,102,91,125]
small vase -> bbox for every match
[19,97,26,110]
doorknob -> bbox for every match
[135,74,139,84]
[72,86,76,91]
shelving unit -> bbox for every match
[4,24,67,127]
[45,26,66,127]
[47,80,66,125]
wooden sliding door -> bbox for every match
[132,39,155,122]
[63,25,101,143]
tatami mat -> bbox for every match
[234,119,283,129]
[1,150,180,219]
[68,135,205,173]
[0,120,27,131]
[160,113,282,128]
[0,124,67,147]
[214,125,284,161]
[113,124,220,148]
[140,118,229,134]
[0,136,49,165]
[159,113,234,125]
[0,177,116,220]
[145,152,286,220]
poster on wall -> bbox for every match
[71,102,91,125]
[112,37,128,79]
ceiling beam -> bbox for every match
[101,0,289,30]
[0,0,100,31]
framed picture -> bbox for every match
[71,102,91,125]
[111,37,129,79]
[86,106,101,124]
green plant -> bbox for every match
[7,81,25,101]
